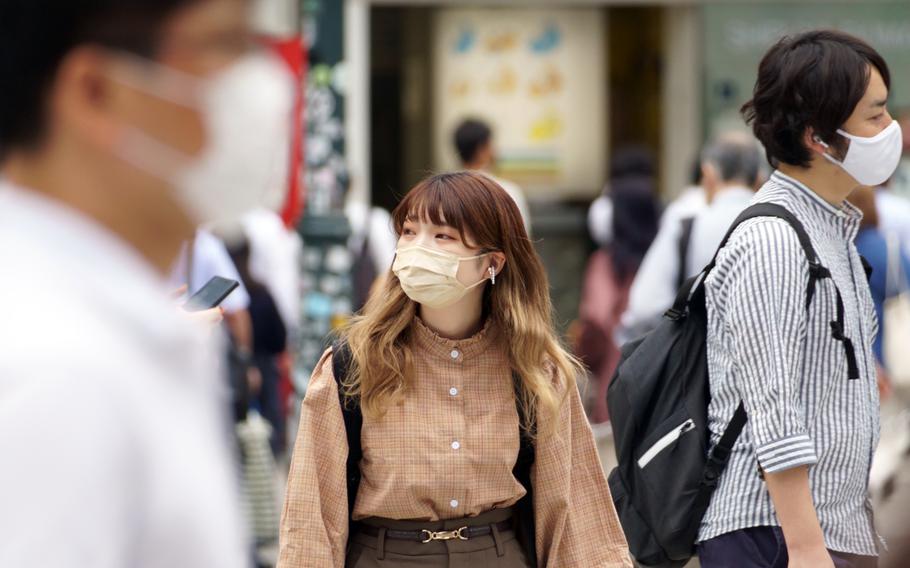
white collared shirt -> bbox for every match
[687,185,755,277]
[0,184,249,567]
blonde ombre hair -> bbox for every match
[340,171,582,438]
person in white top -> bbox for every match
[0,0,296,566]
[620,137,761,341]
[887,109,910,199]
[242,208,303,338]
[687,137,763,276]
[454,118,532,235]
[875,182,910,254]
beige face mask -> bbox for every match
[392,245,490,309]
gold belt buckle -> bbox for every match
[420,526,469,543]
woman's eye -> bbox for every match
[402,228,415,236]
[436,233,454,240]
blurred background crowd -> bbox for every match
[4,0,910,566]
[199,2,910,566]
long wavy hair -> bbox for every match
[340,171,582,438]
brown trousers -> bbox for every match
[345,508,533,568]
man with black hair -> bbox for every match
[697,30,901,567]
[453,118,531,233]
[0,0,293,565]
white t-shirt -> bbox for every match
[242,208,302,335]
[877,188,910,254]
[0,185,249,568]
[687,186,754,277]
[480,172,532,236]
[345,201,397,274]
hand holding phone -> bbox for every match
[184,276,240,312]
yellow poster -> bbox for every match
[433,8,607,198]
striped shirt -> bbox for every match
[698,172,881,555]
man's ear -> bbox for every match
[53,46,122,151]
[805,127,831,157]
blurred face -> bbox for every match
[700,161,720,199]
[45,0,290,247]
[103,0,253,161]
[398,217,494,288]
[473,139,495,170]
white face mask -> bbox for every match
[111,52,295,241]
[392,245,490,309]
[817,120,903,187]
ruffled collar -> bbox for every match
[412,317,498,362]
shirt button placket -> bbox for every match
[448,346,465,517]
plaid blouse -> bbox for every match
[278,319,631,567]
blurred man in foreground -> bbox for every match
[0,0,292,566]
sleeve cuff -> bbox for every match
[756,434,818,473]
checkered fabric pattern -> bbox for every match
[278,320,631,567]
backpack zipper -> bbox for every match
[637,419,696,468]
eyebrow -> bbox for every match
[403,217,452,230]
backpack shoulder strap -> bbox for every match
[714,203,858,379]
[676,216,696,290]
[331,340,363,517]
[511,371,537,567]
[696,204,836,498]
[669,203,827,317]
[710,202,825,282]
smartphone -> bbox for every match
[184,276,240,312]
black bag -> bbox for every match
[607,203,860,567]
[330,341,538,566]
[675,215,696,291]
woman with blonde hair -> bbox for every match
[278,171,631,567]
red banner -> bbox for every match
[264,37,307,228]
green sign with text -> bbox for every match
[704,2,910,136]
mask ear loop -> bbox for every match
[813,134,842,166]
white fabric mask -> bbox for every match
[392,245,489,309]
[818,120,903,187]
[111,52,295,241]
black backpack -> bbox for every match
[330,341,538,566]
[607,202,861,567]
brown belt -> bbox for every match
[356,520,513,543]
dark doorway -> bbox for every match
[608,7,664,184]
